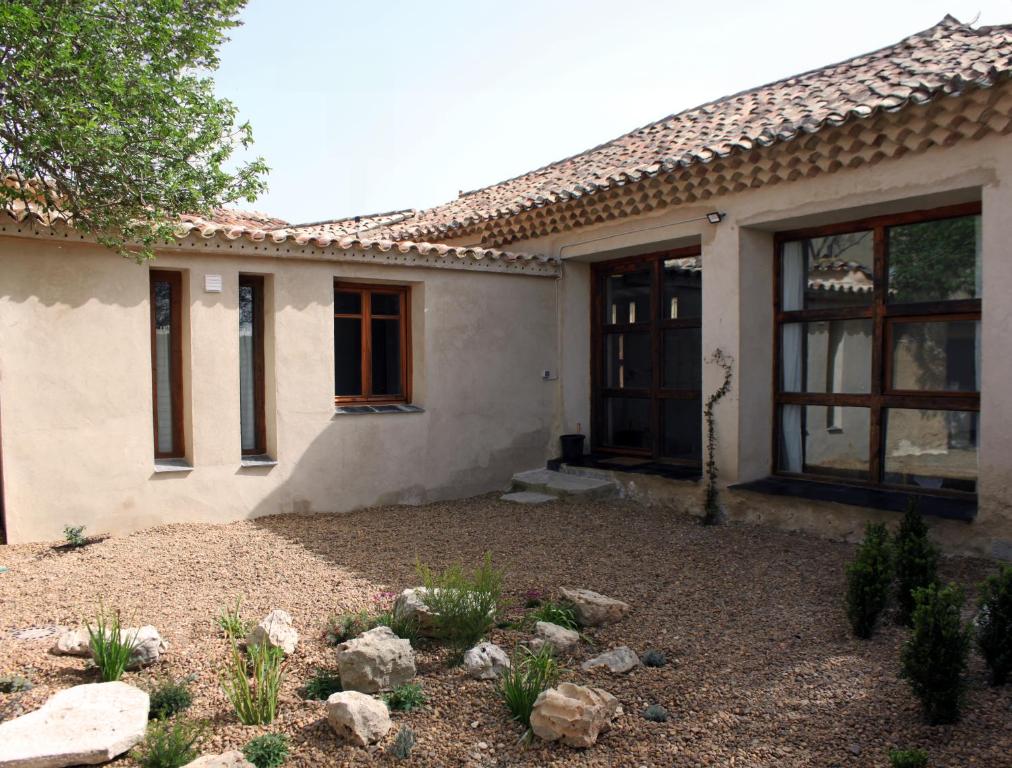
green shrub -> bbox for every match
[220,639,284,725]
[894,500,938,626]
[216,597,250,640]
[387,725,415,760]
[643,704,668,722]
[325,610,377,645]
[889,748,928,768]
[63,525,87,548]
[374,609,419,643]
[900,583,971,724]
[303,668,342,700]
[527,601,578,631]
[132,718,204,768]
[0,674,32,693]
[383,682,426,712]
[87,605,138,682]
[846,523,894,638]
[976,564,1012,685]
[417,553,503,661]
[242,733,289,768]
[149,676,193,720]
[496,644,559,732]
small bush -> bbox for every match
[846,523,894,638]
[889,748,929,768]
[303,668,342,700]
[325,610,376,645]
[216,597,250,640]
[894,500,938,626]
[417,553,503,661]
[63,524,87,548]
[132,718,204,768]
[643,704,668,722]
[374,609,419,643]
[496,644,559,731]
[388,725,415,760]
[243,733,289,768]
[87,605,138,682]
[901,583,971,724]
[0,674,32,693]
[976,564,1012,686]
[149,676,193,720]
[383,682,426,712]
[640,649,667,668]
[527,601,578,631]
[220,639,284,725]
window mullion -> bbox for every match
[869,226,887,484]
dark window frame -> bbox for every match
[150,270,185,460]
[772,201,981,497]
[239,275,267,456]
[333,282,411,405]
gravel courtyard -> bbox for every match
[1,495,1009,767]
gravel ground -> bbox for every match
[1,494,1010,767]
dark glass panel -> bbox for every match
[334,291,362,314]
[661,398,701,461]
[662,329,701,390]
[371,318,402,396]
[888,215,980,304]
[891,320,979,392]
[604,333,651,389]
[603,270,650,325]
[371,292,401,316]
[602,397,651,450]
[884,409,978,492]
[334,317,362,396]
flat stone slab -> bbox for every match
[511,469,616,498]
[500,491,556,504]
[0,681,149,767]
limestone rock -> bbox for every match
[336,626,415,693]
[559,588,631,626]
[392,587,439,637]
[183,752,256,768]
[50,625,167,669]
[529,621,579,654]
[246,610,298,655]
[463,642,510,679]
[0,681,149,767]
[581,646,640,674]
[326,691,392,747]
[51,627,90,657]
[530,682,622,748]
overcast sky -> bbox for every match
[215,0,1012,224]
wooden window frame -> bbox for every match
[239,275,267,456]
[772,201,981,497]
[333,282,411,405]
[590,245,702,464]
[150,270,185,460]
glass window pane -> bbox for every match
[371,318,402,396]
[884,409,978,492]
[334,318,362,396]
[888,215,981,304]
[604,271,650,325]
[782,231,874,310]
[153,280,175,454]
[661,398,701,461]
[781,319,872,393]
[663,329,700,390]
[661,257,701,319]
[335,291,361,314]
[604,333,651,389]
[779,404,870,479]
[372,292,401,316]
[891,320,980,392]
[602,397,651,450]
[239,284,257,452]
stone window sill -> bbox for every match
[153,459,192,474]
[333,404,425,417]
[240,455,278,468]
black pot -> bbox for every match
[559,433,586,464]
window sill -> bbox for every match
[731,475,976,522]
[240,455,278,468]
[333,404,424,416]
[153,459,192,474]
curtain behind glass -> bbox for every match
[780,241,805,471]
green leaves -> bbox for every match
[0,1,268,260]
[845,523,894,638]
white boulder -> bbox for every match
[50,625,167,669]
[530,682,622,748]
[559,588,631,627]
[336,626,415,693]
[183,752,256,768]
[529,621,579,654]
[392,587,439,637]
[463,642,510,679]
[581,646,641,674]
[0,681,149,767]
[326,691,392,747]
[51,628,90,657]
[245,610,299,655]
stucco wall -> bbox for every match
[0,239,558,542]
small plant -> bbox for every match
[643,704,668,722]
[496,644,559,733]
[388,725,415,760]
[303,668,342,700]
[524,589,545,608]
[325,610,376,645]
[0,674,32,693]
[640,649,667,668]
[702,348,734,525]
[845,523,894,638]
[149,675,193,720]
[889,748,929,768]
[901,583,971,724]
[526,600,578,631]
[87,604,138,682]
[383,682,426,712]
[976,564,1012,685]
[217,597,250,640]
[417,553,503,661]
[374,610,419,644]
[63,524,87,548]
[132,718,204,768]
[894,499,938,626]
[220,639,284,725]
[242,733,289,768]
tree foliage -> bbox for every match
[893,499,939,626]
[0,0,267,259]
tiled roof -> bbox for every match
[285,209,417,238]
[362,16,1012,243]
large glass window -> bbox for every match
[239,276,266,455]
[150,271,184,459]
[334,283,410,403]
[775,205,981,495]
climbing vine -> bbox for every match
[703,348,734,525]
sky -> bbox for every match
[214,0,1012,225]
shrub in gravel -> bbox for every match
[217,597,250,640]
[526,600,578,631]
[975,564,1012,686]
[845,523,894,638]
[643,704,668,722]
[0,674,32,693]
[149,675,193,720]
[417,552,503,661]
[375,609,420,644]
[383,682,426,712]
[63,524,87,548]
[901,583,971,724]
[303,668,342,700]
[496,644,559,732]
[221,639,284,725]
[132,718,205,768]
[388,725,416,760]
[242,733,289,768]
[326,610,377,645]
[893,500,939,626]
[640,649,667,668]
[889,748,928,768]
[87,604,138,682]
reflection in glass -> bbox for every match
[605,333,651,389]
[153,280,175,455]
[782,231,874,311]
[662,398,701,461]
[781,319,872,394]
[884,409,978,492]
[661,257,701,319]
[780,405,870,479]
[888,215,981,304]
[239,284,258,451]
[604,271,650,324]
[891,320,979,392]
[603,397,650,449]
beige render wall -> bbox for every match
[0,238,557,542]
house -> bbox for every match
[1,16,1010,558]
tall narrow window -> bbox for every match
[334,283,410,403]
[239,275,266,455]
[150,271,184,458]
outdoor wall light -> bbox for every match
[706,211,726,224]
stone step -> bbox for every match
[509,468,618,499]
[500,491,557,504]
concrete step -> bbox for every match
[508,468,618,500]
